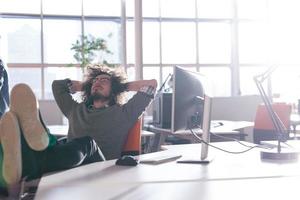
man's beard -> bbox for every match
[90,92,110,102]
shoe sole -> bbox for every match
[1,112,22,185]
[10,83,49,151]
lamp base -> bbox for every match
[261,148,299,162]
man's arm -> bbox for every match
[125,79,157,92]
[0,59,5,89]
[119,79,157,128]
[52,79,81,117]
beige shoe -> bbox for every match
[0,111,22,186]
[10,83,49,151]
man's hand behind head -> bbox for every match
[69,80,83,93]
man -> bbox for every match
[52,65,157,160]
[0,83,105,194]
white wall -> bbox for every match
[39,100,64,125]
[210,95,263,143]
[211,95,263,122]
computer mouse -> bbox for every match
[115,155,138,166]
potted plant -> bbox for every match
[70,34,114,74]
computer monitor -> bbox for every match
[171,66,212,163]
[171,66,205,133]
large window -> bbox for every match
[0,0,122,99]
[84,20,121,64]
[1,0,300,105]
[238,0,300,105]
[43,19,81,64]
[161,22,196,64]
[2,18,41,63]
[198,22,231,64]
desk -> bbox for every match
[35,141,300,200]
[147,120,254,152]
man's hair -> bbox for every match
[82,64,128,106]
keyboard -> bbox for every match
[140,154,182,164]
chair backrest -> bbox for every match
[253,102,291,144]
[121,118,142,156]
[254,103,291,130]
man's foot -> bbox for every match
[10,83,49,151]
[0,111,22,187]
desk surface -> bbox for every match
[35,141,300,200]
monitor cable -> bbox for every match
[189,128,272,154]
[209,131,265,149]
[208,131,295,149]
[196,125,272,149]
[157,73,172,93]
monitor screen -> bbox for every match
[171,66,205,133]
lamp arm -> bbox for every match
[255,78,287,134]
[254,66,278,83]
[254,71,288,153]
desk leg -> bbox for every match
[292,124,297,139]
[151,133,167,152]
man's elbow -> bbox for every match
[150,79,158,89]
[52,80,58,91]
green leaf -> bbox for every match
[70,33,114,69]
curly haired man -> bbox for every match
[52,65,157,160]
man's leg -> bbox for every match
[10,83,49,151]
[8,83,105,177]
[0,111,22,188]
[36,136,105,174]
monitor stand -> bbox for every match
[177,157,213,164]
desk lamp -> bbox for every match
[157,73,172,93]
[254,66,299,161]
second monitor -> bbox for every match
[171,66,212,163]
[171,66,206,133]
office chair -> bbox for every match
[121,118,142,156]
[253,103,291,144]
[51,115,143,157]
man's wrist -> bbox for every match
[124,82,129,92]
[139,86,156,98]
[66,79,74,94]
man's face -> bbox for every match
[91,74,112,100]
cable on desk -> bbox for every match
[189,129,270,154]
[209,131,274,150]
[209,128,294,150]
[196,125,272,150]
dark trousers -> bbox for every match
[21,135,104,180]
